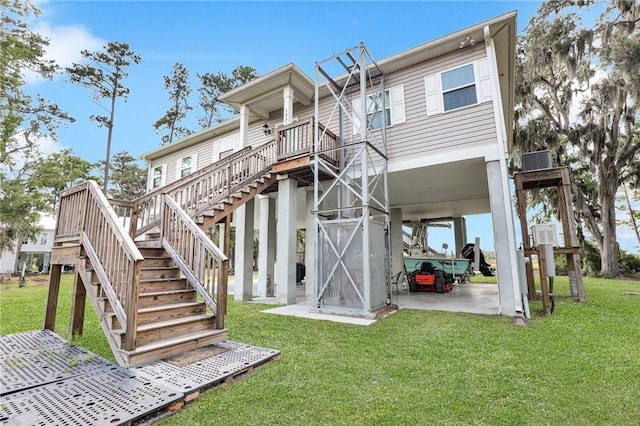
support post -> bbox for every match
[44,264,62,330]
[390,208,404,289]
[276,176,297,304]
[234,200,255,301]
[69,269,86,338]
[514,174,536,299]
[258,195,276,298]
[217,215,231,328]
[559,168,586,302]
[453,216,467,257]
[537,244,551,315]
[305,189,316,303]
[487,160,521,316]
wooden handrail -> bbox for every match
[138,145,254,208]
[130,141,278,237]
[56,180,143,351]
[161,194,228,318]
[276,117,339,165]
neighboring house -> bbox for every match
[141,11,523,316]
[0,214,56,275]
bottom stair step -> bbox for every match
[135,314,216,347]
[121,329,228,367]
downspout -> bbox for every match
[484,25,523,315]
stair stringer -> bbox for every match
[75,259,128,366]
[196,171,277,230]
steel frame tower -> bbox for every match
[312,43,391,317]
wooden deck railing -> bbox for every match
[57,180,143,351]
[161,194,228,326]
[127,141,278,238]
[276,118,340,166]
[105,118,339,238]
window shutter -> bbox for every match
[351,97,362,136]
[476,59,492,103]
[191,153,198,172]
[175,158,182,180]
[160,164,167,186]
[424,74,443,116]
[389,84,406,126]
[147,165,153,190]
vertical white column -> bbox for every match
[283,86,294,125]
[453,216,467,257]
[487,160,520,316]
[390,208,404,288]
[258,195,276,297]
[234,104,253,301]
[238,104,250,149]
[234,199,255,301]
[276,176,297,304]
[305,189,315,303]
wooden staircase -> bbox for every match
[46,118,340,368]
[77,242,226,367]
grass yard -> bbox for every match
[1,275,639,425]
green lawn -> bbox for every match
[1,275,639,425]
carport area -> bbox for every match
[255,278,500,324]
[394,282,500,315]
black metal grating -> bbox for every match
[0,331,280,425]
[0,329,68,355]
[134,340,280,392]
[0,367,182,426]
[1,343,115,396]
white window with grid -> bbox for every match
[424,59,492,116]
[176,153,198,179]
[149,164,166,189]
[352,84,406,135]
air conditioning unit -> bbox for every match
[522,150,553,171]
[531,224,558,246]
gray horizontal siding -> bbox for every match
[148,42,499,187]
[386,44,497,163]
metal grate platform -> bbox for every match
[0,329,68,354]
[1,341,115,395]
[0,331,280,425]
[134,340,280,393]
[0,367,182,425]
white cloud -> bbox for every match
[24,22,105,84]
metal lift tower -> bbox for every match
[313,43,391,317]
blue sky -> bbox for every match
[22,0,638,253]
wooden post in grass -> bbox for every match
[44,264,62,330]
[216,215,231,329]
[537,244,551,315]
[69,269,86,337]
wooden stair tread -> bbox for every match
[135,313,213,332]
[138,301,204,314]
[139,288,195,297]
[138,277,185,283]
[122,329,227,355]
